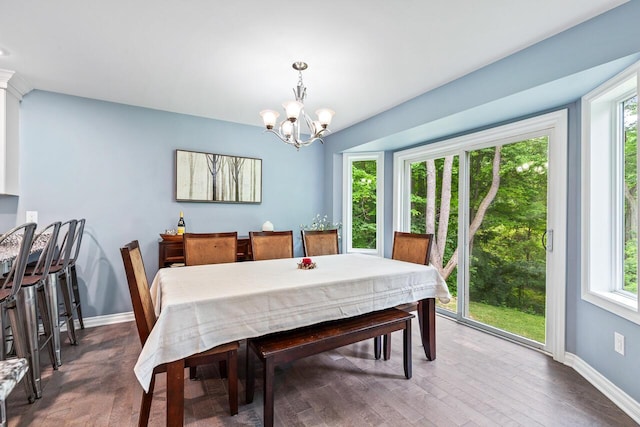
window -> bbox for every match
[582,61,640,324]
[343,152,384,256]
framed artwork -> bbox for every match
[175,149,262,203]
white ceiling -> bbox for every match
[0,0,628,133]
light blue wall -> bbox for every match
[3,0,640,409]
[13,90,324,317]
[324,0,640,404]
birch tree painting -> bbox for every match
[175,149,262,203]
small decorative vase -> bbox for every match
[262,221,274,231]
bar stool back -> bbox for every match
[0,222,37,402]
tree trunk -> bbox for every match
[440,146,502,280]
[434,156,453,267]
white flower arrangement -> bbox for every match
[300,214,342,231]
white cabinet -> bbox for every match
[0,70,29,195]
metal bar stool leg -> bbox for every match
[58,272,77,345]
[44,274,62,366]
[16,287,41,400]
[69,265,84,329]
[7,304,38,403]
[36,283,57,369]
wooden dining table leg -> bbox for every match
[166,359,185,427]
[417,297,436,360]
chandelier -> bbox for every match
[259,62,335,150]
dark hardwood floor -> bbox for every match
[6,316,638,426]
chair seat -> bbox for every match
[162,341,240,372]
[20,276,42,287]
[25,264,64,276]
[0,287,12,302]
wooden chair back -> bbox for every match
[249,231,294,261]
[183,232,238,266]
[120,240,156,346]
[301,229,339,256]
[391,231,434,265]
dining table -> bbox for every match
[135,253,451,426]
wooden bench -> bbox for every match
[246,307,414,427]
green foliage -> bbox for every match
[410,138,549,316]
[351,160,377,249]
[438,297,545,343]
[467,301,546,343]
[469,140,548,316]
[624,95,638,295]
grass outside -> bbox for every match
[437,297,545,343]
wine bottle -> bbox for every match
[177,211,186,235]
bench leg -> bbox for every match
[263,358,275,427]
[404,318,412,379]
[373,336,381,359]
[246,344,255,404]
[383,333,391,360]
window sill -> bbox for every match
[582,289,640,325]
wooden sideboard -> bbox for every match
[158,236,252,268]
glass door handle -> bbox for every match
[542,229,553,252]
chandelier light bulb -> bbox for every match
[282,120,294,138]
[316,108,335,128]
[283,100,303,122]
[259,110,280,129]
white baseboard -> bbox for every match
[564,352,640,424]
[62,311,134,331]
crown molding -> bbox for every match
[0,68,33,100]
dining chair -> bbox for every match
[249,231,294,261]
[120,240,239,425]
[301,229,339,256]
[391,231,434,266]
[0,222,38,403]
[183,232,238,266]
[183,231,238,378]
[375,231,434,359]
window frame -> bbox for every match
[343,152,384,256]
[581,60,640,324]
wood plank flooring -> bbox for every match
[5,316,638,426]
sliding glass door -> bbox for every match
[394,111,566,357]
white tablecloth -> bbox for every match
[134,253,450,391]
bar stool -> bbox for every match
[24,222,62,369]
[46,220,78,350]
[65,218,85,329]
[0,222,38,402]
[26,219,78,370]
